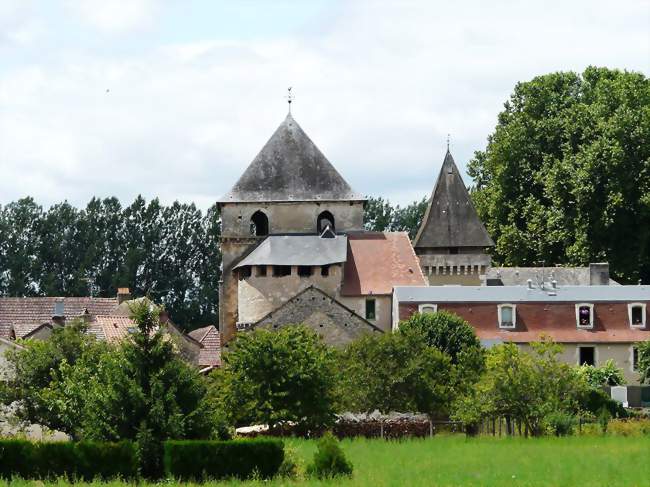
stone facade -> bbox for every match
[237,264,343,324]
[252,287,380,347]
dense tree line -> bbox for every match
[469,67,650,283]
[0,196,220,329]
[363,196,428,239]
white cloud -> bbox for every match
[0,0,648,210]
[64,0,157,33]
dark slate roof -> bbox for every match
[413,150,494,249]
[234,234,348,268]
[218,113,364,203]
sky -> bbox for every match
[1,0,649,210]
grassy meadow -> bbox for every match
[2,435,649,487]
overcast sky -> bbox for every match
[1,0,648,210]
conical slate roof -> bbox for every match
[218,113,364,203]
[413,150,494,249]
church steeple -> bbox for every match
[414,149,493,250]
[218,113,363,203]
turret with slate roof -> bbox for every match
[414,149,494,285]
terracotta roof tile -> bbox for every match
[0,297,118,339]
[189,325,221,367]
[341,232,427,296]
[92,315,137,343]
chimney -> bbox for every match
[589,263,610,286]
[117,288,131,305]
[52,299,65,326]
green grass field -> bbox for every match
[2,435,649,487]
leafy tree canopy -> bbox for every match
[212,326,338,431]
[338,328,454,417]
[398,311,481,364]
[364,197,428,239]
[468,67,650,283]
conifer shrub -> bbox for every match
[306,432,353,479]
[163,439,284,480]
[0,440,138,480]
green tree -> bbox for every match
[637,340,650,384]
[469,67,650,283]
[0,320,107,438]
[214,326,338,432]
[578,359,626,388]
[453,339,588,436]
[398,311,481,364]
[339,328,454,417]
[364,197,428,239]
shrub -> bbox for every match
[607,419,650,437]
[0,440,138,480]
[307,433,353,479]
[545,411,576,436]
[579,388,627,418]
[164,439,284,480]
[598,407,612,434]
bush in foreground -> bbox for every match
[307,433,353,479]
[0,440,137,480]
[163,439,284,480]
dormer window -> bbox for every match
[418,304,437,314]
[628,303,646,328]
[576,303,594,329]
[498,304,516,329]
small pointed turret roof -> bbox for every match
[218,113,364,203]
[413,150,494,249]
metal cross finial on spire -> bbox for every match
[286,87,294,113]
[447,133,450,151]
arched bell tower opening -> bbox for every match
[317,211,335,233]
[250,210,269,236]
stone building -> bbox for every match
[413,149,494,285]
[217,113,425,344]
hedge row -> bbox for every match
[0,440,138,480]
[164,439,284,480]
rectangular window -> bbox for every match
[272,265,292,277]
[576,304,594,329]
[449,247,459,254]
[629,303,646,328]
[257,266,267,277]
[365,299,376,320]
[498,304,516,329]
[298,266,312,277]
[321,265,330,277]
[418,304,437,314]
[579,346,595,366]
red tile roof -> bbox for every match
[188,325,221,368]
[0,297,119,339]
[91,315,138,343]
[341,232,427,296]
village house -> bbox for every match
[393,284,650,387]
[0,289,220,372]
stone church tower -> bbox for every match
[216,113,365,341]
[413,149,493,285]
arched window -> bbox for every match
[317,211,335,233]
[250,210,269,236]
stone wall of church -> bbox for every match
[237,264,343,324]
[220,201,364,237]
[254,287,380,347]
